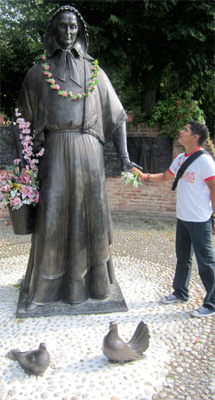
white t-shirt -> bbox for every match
[169,148,215,222]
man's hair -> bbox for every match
[188,120,209,146]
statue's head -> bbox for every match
[44,5,89,57]
[53,11,78,51]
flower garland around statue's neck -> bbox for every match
[41,50,100,100]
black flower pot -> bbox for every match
[9,204,36,235]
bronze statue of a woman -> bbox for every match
[15,5,137,314]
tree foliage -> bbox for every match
[1,0,214,135]
[0,0,56,115]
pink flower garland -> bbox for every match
[41,50,100,100]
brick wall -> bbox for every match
[106,177,176,219]
[106,137,183,220]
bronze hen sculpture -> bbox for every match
[102,321,150,362]
[6,342,50,376]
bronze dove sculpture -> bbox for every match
[102,321,150,362]
[6,342,50,376]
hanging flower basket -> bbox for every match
[9,204,36,235]
[0,108,44,235]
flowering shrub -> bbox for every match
[0,109,44,210]
[121,171,143,188]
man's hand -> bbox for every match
[212,218,215,235]
[130,167,148,181]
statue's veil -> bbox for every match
[44,5,89,57]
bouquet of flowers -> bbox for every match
[121,171,143,188]
[0,109,44,210]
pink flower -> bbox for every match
[55,84,60,90]
[15,109,21,117]
[2,184,11,192]
[36,148,45,157]
[24,154,32,160]
[21,185,34,199]
[14,159,21,165]
[19,123,26,129]
[23,121,30,129]
[34,191,40,203]
[29,159,39,168]
[20,173,31,184]
[22,135,32,143]
[9,197,22,208]
[23,146,33,156]
[42,56,46,60]
[0,193,7,202]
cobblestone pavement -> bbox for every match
[0,217,214,400]
[112,217,215,400]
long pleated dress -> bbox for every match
[18,50,126,305]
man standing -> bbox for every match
[131,121,215,317]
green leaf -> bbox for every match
[109,15,120,24]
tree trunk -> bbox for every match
[141,89,157,113]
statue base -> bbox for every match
[16,280,128,318]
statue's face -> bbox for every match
[54,12,78,50]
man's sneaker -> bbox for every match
[160,294,184,304]
[190,306,215,318]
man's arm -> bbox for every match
[206,177,215,211]
[206,177,215,234]
[130,167,173,183]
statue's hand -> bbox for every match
[121,157,143,172]
[33,139,43,154]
